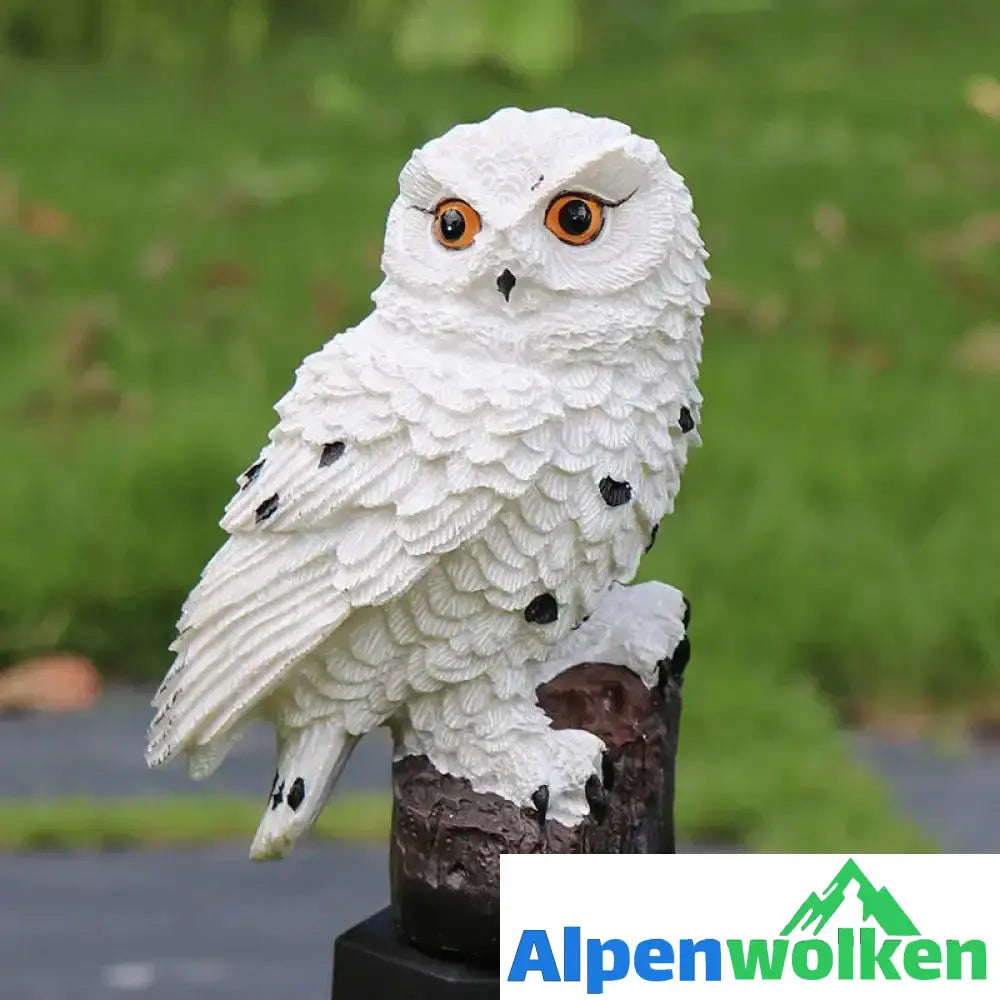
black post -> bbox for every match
[332,909,498,999]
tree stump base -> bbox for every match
[389,661,683,965]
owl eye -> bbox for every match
[544,193,604,245]
[432,199,481,249]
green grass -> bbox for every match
[2,0,997,850]
[677,669,936,852]
[0,794,390,851]
[0,770,930,853]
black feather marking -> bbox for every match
[645,523,659,553]
[319,441,346,467]
[599,476,632,507]
[524,593,558,625]
[678,406,695,433]
[270,779,285,810]
[240,460,264,490]
[255,493,279,523]
[287,777,305,811]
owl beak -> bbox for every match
[496,268,517,302]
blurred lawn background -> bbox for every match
[1,0,998,850]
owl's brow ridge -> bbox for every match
[602,187,639,208]
[588,187,639,208]
[544,187,638,209]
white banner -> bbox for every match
[501,854,999,997]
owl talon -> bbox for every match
[656,657,669,694]
[550,581,690,691]
[601,751,615,791]
[531,785,550,824]
[585,774,608,822]
[657,633,692,693]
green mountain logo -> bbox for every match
[781,858,920,937]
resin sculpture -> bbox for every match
[145,110,708,947]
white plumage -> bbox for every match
[146,106,709,859]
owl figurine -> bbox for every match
[146,107,709,860]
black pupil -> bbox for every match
[439,208,466,242]
[559,199,592,236]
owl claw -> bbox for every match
[585,774,608,822]
[657,633,691,693]
[600,751,615,792]
[554,581,689,691]
[531,785,550,824]
[424,710,605,828]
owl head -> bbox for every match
[373,107,708,360]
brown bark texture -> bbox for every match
[389,661,684,966]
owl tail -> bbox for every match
[249,719,358,861]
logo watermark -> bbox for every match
[501,854,997,996]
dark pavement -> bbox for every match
[852,731,1000,854]
[0,844,386,1000]
[0,688,392,800]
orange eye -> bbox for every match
[432,198,481,249]
[545,193,604,245]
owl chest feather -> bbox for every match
[269,330,694,708]
[433,352,690,638]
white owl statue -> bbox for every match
[146,106,709,860]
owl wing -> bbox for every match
[145,318,561,765]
